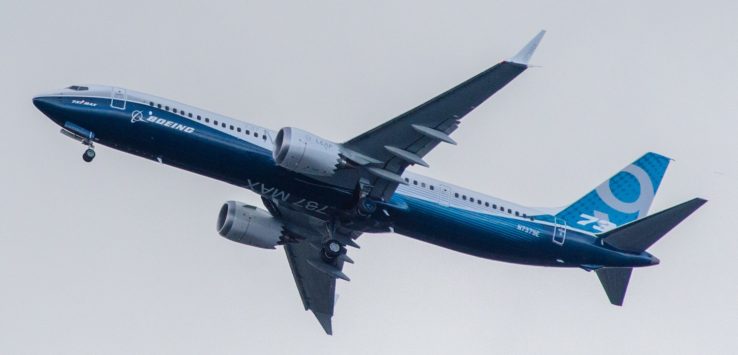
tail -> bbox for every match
[555,152,672,234]
[595,198,707,306]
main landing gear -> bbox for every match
[321,239,346,263]
[356,197,377,217]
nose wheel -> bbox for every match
[81,137,96,163]
[82,148,96,162]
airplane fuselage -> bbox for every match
[33,86,657,269]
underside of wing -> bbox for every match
[276,202,359,335]
[284,240,347,334]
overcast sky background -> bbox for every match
[1,1,736,354]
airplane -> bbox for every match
[32,31,706,334]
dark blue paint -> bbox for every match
[33,94,657,269]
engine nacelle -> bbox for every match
[273,127,341,176]
[216,201,283,249]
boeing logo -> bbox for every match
[131,110,145,123]
[131,110,195,133]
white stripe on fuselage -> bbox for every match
[68,86,592,235]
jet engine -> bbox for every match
[216,201,283,249]
[273,127,341,176]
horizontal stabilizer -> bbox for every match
[596,268,633,306]
[601,198,707,253]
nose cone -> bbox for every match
[32,95,55,116]
[33,94,68,127]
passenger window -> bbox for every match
[230,125,234,130]
[507,208,512,214]
[262,135,267,140]
[500,206,505,211]
[485,202,489,207]
[462,195,467,200]
[165,106,170,111]
[237,127,242,132]
[493,204,497,209]
[222,123,226,128]
[515,211,519,216]
[413,180,418,185]
[188,113,192,118]
[173,108,177,114]
[254,132,258,137]
[454,193,459,198]
[149,101,154,106]
[478,200,482,205]
[205,118,210,123]
[421,182,426,188]
[404,178,409,183]
[214,120,219,125]
[157,104,161,109]
[430,185,434,190]
[197,115,201,120]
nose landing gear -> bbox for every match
[82,147,96,162]
[59,122,97,163]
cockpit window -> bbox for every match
[66,85,89,91]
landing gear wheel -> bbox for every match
[357,198,377,217]
[321,239,345,262]
[82,148,96,163]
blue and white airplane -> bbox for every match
[33,31,705,334]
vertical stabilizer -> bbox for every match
[556,152,671,234]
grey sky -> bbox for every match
[2,1,736,354]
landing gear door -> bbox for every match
[111,87,126,110]
[553,218,567,246]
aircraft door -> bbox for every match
[111,87,127,110]
[552,218,567,245]
[437,184,451,207]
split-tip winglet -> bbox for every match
[509,30,546,66]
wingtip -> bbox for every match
[509,30,546,66]
[313,311,333,335]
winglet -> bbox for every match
[509,30,546,66]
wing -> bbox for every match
[343,31,545,200]
[284,238,347,335]
[274,202,359,335]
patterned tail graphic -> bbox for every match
[555,152,671,234]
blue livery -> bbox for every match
[31,31,706,334]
